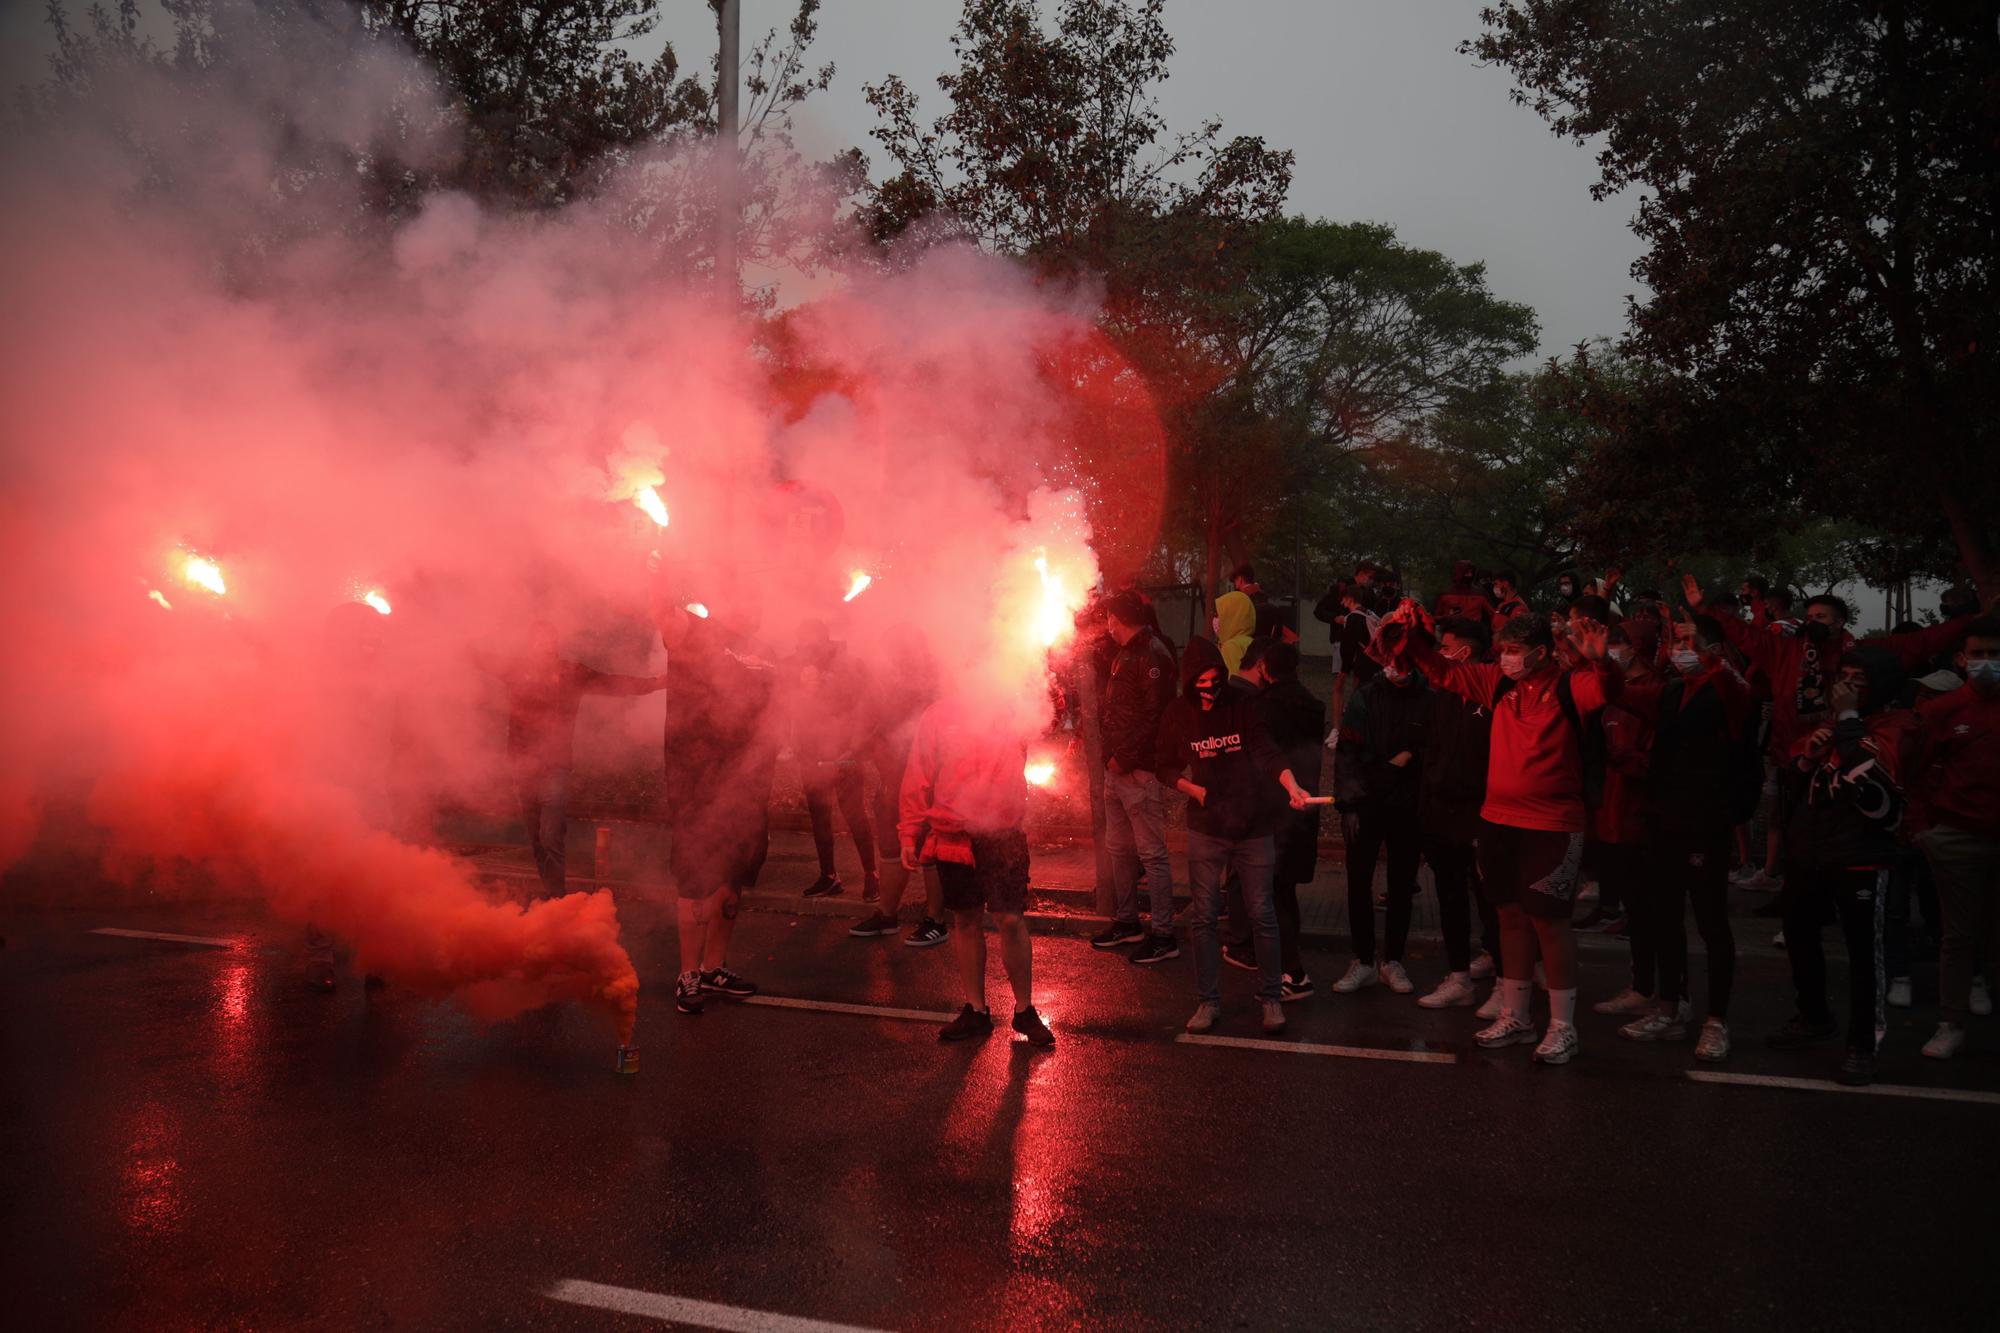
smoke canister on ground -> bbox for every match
[615,1044,639,1075]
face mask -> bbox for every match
[1383,666,1410,685]
[1498,651,1530,681]
[1442,643,1472,662]
[1804,620,1833,644]
[1608,646,1634,667]
[1968,659,2000,687]
[1670,649,1701,673]
[1558,582,1575,599]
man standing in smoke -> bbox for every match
[653,591,773,1015]
[488,621,668,899]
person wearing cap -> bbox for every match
[1089,591,1181,963]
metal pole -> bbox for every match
[715,0,740,298]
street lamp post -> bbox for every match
[715,0,740,299]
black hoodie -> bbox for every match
[1154,637,1289,840]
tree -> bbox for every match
[1471,1,2000,601]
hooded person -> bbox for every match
[1331,645,1432,995]
[1433,559,1496,627]
[1089,591,1181,962]
[1155,635,1313,1035]
[1214,589,1258,676]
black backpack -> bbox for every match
[1493,671,1607,810]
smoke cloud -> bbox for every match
[0,3,1158,1038]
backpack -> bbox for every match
[1656,676,1765,826]
[1493,671,1606,810]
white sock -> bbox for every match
[1550,987,1577,1027]
[1500,978,1532,1020]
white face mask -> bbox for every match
[1670,648,1702,673]
[1608,645,1634,667]
[1498,651,1531,681]
[1967,659,2000,687]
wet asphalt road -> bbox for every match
[4,891,1999,1332]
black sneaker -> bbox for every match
[939,1004,993,1042]
[674,970,705,1014]
[700,967,758,998]
[849,911,899,938]
[1281,973,1315,1002]
[1012,1006,1055,1047]
[1766,1014,1838,1050]
[904,918,949,948]
[1091,922,1146,949]
[803,875,844,898]
[1222,941,1258,971]
[1835,1050,1873,1086]
[862,875,881,904]
[1130,935,1180,965]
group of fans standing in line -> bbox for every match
[491,560,1997,1080]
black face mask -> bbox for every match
[1805,620,1833,645]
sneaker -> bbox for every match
[1770,929,1786,949]
[1475,1013,1538,1049]
[904,918,949,948]
[1745,870,1784,892]
[1729,864,1759,886]
[1922,1023,1965,1060]
[1766,1013,1838,1050]
[674,970,705,1015]
[1835,1049,1873,1086]
[1221,941,1259,972]
[848,911,899,939]
[1534,1020,1580,1064]
[1597,914,1630,936]
[1469,951,1496,980]
[1577,880,1600,903]
[1418,973,1478,1009]
[1261,999,1287,1033]
[803,874,844,898]
[1973,977,1993,1017]
[1475,989,1504,1021]
[1886,976,1912,1008]
[700,967,758,998]
[1332,960,1378,993]
[1185,1000,1222,1033]
[1280,973,1316,1003]
[1694,1018,1731,1063]
[1130,935,1180,965]
[1091,922,1146,949]
[1619,1001,1690,1043]
[862,875,881,904]
[1011,1006,1055,1047]
[1593,987,1655,1016]
[1380,961,1414,994]
[1573,907,1611,930]
[939,1004,993,1042]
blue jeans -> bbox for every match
[1104,768,1174,933]
[1189,831,1281,1002]
[517,765,572,896]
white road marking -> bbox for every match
[544,1279,888,1332]
[90,927,239,949]
[743,995,957,1024]
[1177,1033,1458,1064]
[1686,1070,2000,1107]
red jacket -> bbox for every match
[1432,589,1495,628]
[1911,686,2000,837]
[898,696,1027,856]
[1720,614,1971,756]
[1593,698,1652,844]
[1409,640,1620,833]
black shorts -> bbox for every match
[1476,821,1584,920]
[936,829,1031,916]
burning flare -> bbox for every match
[148,590,172,611]
[1024,759,1056,788]
[685,602,710,619]
[179,551,226,596]
[361,590,392,616]
[843,571,872,603]
[1031,553,1067,648]
[633,484,670,529]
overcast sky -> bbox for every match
[648,0,1648,360]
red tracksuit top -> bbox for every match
[1912,686,2000,838]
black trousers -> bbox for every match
[1346,805,1422,964]
[1785,866,1886,1053]
[1423,835,1498,973]
[805,761,876,879]
[1645,828,1737,1017]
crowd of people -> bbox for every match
[480,557,1995,1083]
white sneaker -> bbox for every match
[1469,950,1496,980]
[1380,961,1414,994]
[1923,1022,1965,1060]
[1592,987,1655,1016]
[1475,1013,1537,1049]
[1746,870,1784,892]
[1475,989,1504,1021]
[1418,973,1478,1009]
[1261,999,1287,1033]
[1534,1020,1580,1064]
[1887,977,1912,1009]
[1185,1001,1223,1033]
[1694,1018,1730,1063]
[1619,1001,1689,1042]
[1973,978,1993,1017]
[1729,865,1759,886]
[1771,929,1786,949]
[1332,960,1378,993]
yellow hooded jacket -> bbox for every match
[1214,590,1258,676]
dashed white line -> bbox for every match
[1177,1033,1458,1064]
[743,995,956,1024]
[1686,1070,2000,1106]
[90,927,239,948]
[544,1279,888,1332]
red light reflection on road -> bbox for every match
[121,1102,188,1235]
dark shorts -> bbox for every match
[936,829,1031,916]
[666,793,771,899]
[1476,820,1585,920]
